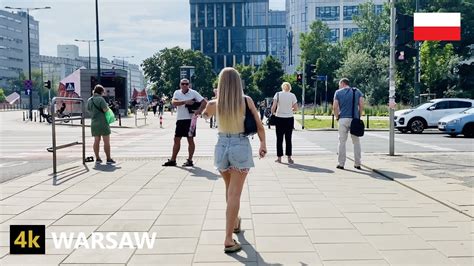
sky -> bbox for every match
[2,0,286,66]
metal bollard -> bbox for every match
[23,112,25,121]
[118,113,122,127]
[160,115,163,128]
[34,112,37,122]
[331,114,335,129]
[366,115,370,129]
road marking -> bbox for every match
[0,161,28,168]
[365,132,456,152]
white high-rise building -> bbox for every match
[286,0,386,73]
[57,44,79,59]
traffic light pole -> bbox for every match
[414,0,421,105]
[389,0,396,156]
[313,80,317,119]
[301,63,306,130]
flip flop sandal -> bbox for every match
[84,156,94,163]
[233,217,241,234]
[224,239,242,253]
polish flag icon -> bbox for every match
[414,13,461,41]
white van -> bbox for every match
[394,98,474,133]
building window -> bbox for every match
[202,29,214,53]
[217,29,228,53]
[191,30,201,51]
[206,4,214,27]
[343,28,359,38]
[225,4,233,27]
[197,4,205,27]
[343,6,359,20]
[316,6,340,21]
[291,15,295,24]
[301,13,306,22]
[190,4,196,27]
[231,28,245,53]
[329,28,340,42]
[235,3,243,27]
[216,4,224,27]
[374,5,383,15]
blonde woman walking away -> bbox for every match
[203,67,267,253]
[271,82,298,164]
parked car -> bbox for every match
[394,98,474,134]
[438,107,474,138]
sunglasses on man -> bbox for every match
[181,83,189,85]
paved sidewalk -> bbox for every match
[1,155,472,265]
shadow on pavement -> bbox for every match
[287,163,334,173]
[373,169,416,180]
[228,231,283,266]
[182,166,220,180]
[93,164,122,172]
[52,164,90,186]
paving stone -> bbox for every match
[428,240,474,257]
[336,204,384,213]
[301,218,354,230]
[395,217,457,228]
[0,254,67,265]
[198,230,255,245]
[46,225,98,239]
[53,214,110,226]
[308,229,366,244]
[193,244,257,262]
[249,197,291,206]
[255,236,314,252]
[411,227,472,241]
[322,260,389,265]
[110,210,160,220]
[252,213,300,224]
[155,215,205,225]
[344,213,395,223]
[353,222,412,235]
[97,219,155,232]
[254,223,307,237]
[150,225,202,238]
[380,249,454,265]
[366,235,435,250]
[449,256,474,266]
[251,205,294,214]
[128,254,194,265]
[202,218,252,231]
[135,238,198,254]
[293,202,344,218]
[314,243,383,261]
[257,252,322,265]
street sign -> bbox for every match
[316,76,327,81]
[25,89,31,96]
[66,82,75,92]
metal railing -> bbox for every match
[47,97,86,179]
[134,105,148,127]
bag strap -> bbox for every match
[352,88,356,119]
[92,98,105,113]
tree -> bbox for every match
[300,20,342,104]
[282,73,302,101]
[253,56,284,99]
[234,64,261,100]
[142,47,215,98]
[0,88,5,102]
[420,41,460,97]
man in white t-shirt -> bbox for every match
[163,79,207,167]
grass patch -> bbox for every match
[298,118,389,129]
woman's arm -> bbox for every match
[246,97,267,158]
[202,99,216,119]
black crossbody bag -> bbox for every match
[350,88,365,137]
[244,97,258,136]
[268,92,279,126]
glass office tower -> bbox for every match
[190,0,286,73]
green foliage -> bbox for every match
[282,73,302,101]
[0,88,5,102]
[253,56,285,98]
[141,47,215,98]
[300,20,342,103]
[234,64,261,100]
[420,41,460,97]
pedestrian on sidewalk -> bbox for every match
[162,78,207,167]
[86,85,116,165]
[271,82,298,164]
[151,99,158,116]
[333,78,364,170]
[203,67,267,253]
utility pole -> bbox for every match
[389,0,396,156]
[95,0,101,84]
[414,0,421,105]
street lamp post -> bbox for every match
[5,5,51,121]
[95,0,101,84]
[74,39,104,69]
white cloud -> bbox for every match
[2,0,285,65]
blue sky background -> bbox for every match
[2,0,286,65]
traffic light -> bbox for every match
[296,73,303,85]
[44,80,51,89]
[395,12,416,61]
[305,64,317,86]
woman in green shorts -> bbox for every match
[87,85,115,164]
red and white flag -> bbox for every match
[414,13,461,41]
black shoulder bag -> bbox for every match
[350,88,365,137]
[244,97,258,136]
[268,92,279,126]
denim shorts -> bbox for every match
[214,133,255,173]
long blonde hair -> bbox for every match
[217,67,244,133]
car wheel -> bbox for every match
[409,118,424,134]
[398,128,408,133]
[448,133,457,137]
[462,123,474,138]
